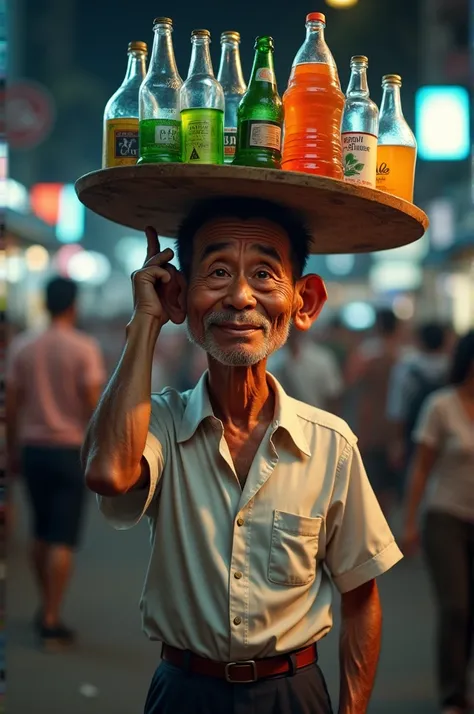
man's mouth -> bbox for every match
[213,323,262,335]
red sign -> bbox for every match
[3,80,56,149]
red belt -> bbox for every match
[161,643,318,683]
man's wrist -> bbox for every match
[126,311,162,343]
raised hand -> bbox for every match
[131,226,177,326]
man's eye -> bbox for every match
[212,268,228,278]
[255,270,271,279]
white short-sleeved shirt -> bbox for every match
[100,372,402,661]
[413,387,474,522]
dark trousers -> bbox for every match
[144,660,333,714]
[422,510,474,710]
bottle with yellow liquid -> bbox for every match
[376,74,417,202]
[102,41,148,168]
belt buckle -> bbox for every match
[224,660,258,683]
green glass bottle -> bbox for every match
[233,36,283,169]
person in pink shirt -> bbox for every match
[7,277,106,651]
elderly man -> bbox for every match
[83,196,402,714]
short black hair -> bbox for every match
[417,322,447,352]
[375,308,398,336]
[175,196,311,281]
[449,330,474,386]
[45,276,78,316]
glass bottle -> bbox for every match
[341,56,379,188]
[138,18,183,163]
[281,13,344,178]
[102,41,147,168]
[180,30,225,164]
[233,36,283,169]
[377,74,417,202]
[217,31,247,164]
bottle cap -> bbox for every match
[306,12,326,24]
[382,74,402,86]
[192,29,211,38]
[254,35,274,50]
[221,31,241,43]
[351,55,368,65]
[128,41,148,53]
[153,17,173,26]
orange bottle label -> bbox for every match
[103,118,139,168]
[376,145,416,202]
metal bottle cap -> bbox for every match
[128,41,147,53]
[351,55,368,65]
[153,17,173,26]
[191,29,211,38]
[221,31,241,43]
[382,74,402,86]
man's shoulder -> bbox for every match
[290,396,357,446]
[150,385,192,416]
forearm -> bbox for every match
[82,312,160,494]
[338,580,382,714]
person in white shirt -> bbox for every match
[267,328,343,410]
[83,197,402,714]
[403,331,474,714]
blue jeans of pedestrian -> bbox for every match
[144,660,333,714]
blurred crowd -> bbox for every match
[6,279,474,712]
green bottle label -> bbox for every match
[240,119,282,152]
[255,67,275,83]
[181,108,224,164]
[153,120,180,152]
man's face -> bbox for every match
[185,216,297,367]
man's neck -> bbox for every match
[207,359,274,431]
[51,315,74,329]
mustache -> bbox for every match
[204,310,270,331]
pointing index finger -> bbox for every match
[145,226,160,263]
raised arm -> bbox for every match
[82,227,185,497]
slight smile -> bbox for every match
[213,324,262,336]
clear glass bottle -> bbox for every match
[341,56,379,188]
[138,18,183,163]
[233,36,283,169]
[102,41,147,168]
[377,74,417,202]
[180,30,225,164]
[217,31,247,164]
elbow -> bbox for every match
[85,463,129,497]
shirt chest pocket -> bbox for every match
[268,510,323,587]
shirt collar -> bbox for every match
[177,370,311,456]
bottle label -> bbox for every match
[342,132,377,188]
[103,118,139,168]
[224,127,237,160]
[241,120,281,152]
[154,121,180,153]
[255,67,275,83]
[376,145,416,202]
[183,113,223,164]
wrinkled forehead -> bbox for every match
[192,216,293,265]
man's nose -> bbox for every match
[223,275,257,311]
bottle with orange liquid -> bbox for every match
[376,74,417,202]
[281,12,344,179]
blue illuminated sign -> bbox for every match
[415,85,470,161]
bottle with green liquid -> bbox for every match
[180,29,225,164]
[138,17,182,163]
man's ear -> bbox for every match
[161,265,187,325]
[292,273,327,331]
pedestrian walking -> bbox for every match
[402,330,474,714]
[84,196,403,714]
[6,277,106,650]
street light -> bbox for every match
[325,0,359,7]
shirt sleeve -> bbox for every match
[412,394,443,447]
[325,442,403,593]
[80,338,107,386]
[98,395,170,530]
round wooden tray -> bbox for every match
[75,164,428,254]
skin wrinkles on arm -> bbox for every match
[82,228,184,497]
[338,579,382,714]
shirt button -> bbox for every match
[234,571,243,579]
[236,517,244,527]
[233,616,242,625]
